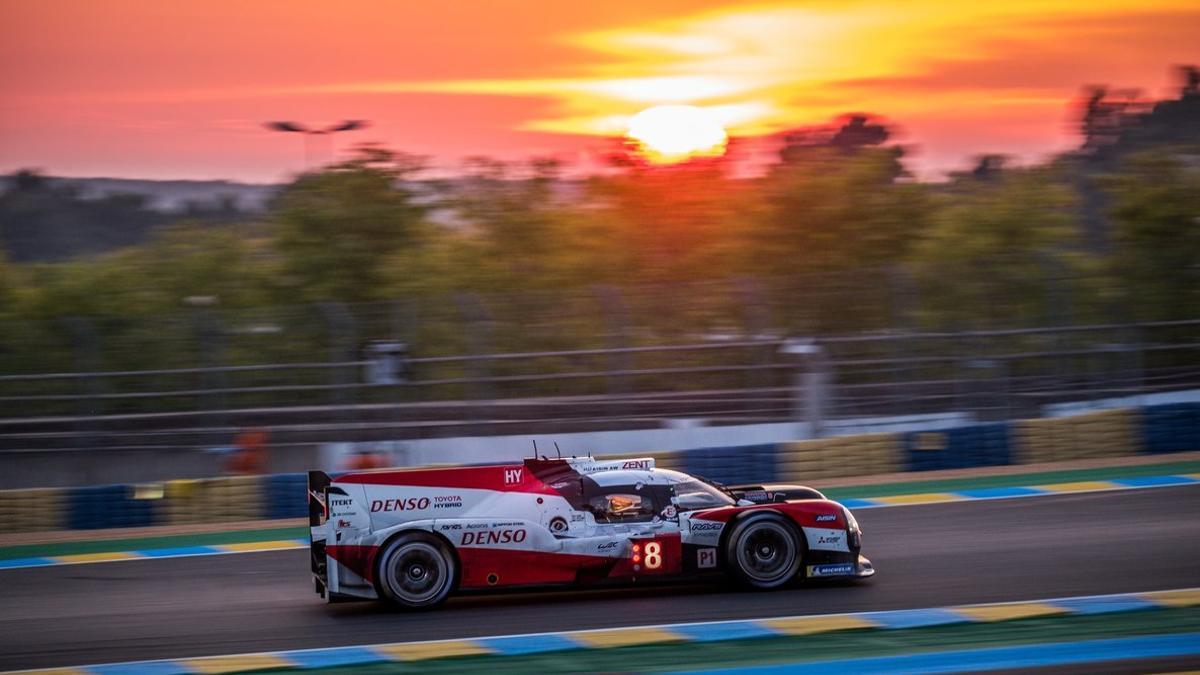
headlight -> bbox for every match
[843,506,862,548]
[842,506,860,533]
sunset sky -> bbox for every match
[1,0,1197,181]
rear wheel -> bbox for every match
[377,533,456,609]
[724,512,803,589]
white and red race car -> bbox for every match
[308,456,873,608]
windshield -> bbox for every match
[672,479,736,510]
[586,488,659,522]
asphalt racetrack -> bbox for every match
[2,485,1198,670]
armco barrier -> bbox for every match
[0,402,1192,533]
[1143,402,1200,454]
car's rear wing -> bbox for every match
[307,470,332,592]
[308,470,332,528]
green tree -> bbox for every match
[909,165,1084,328]
[583,155,746,286]
[742,146,928,333]
[1105,152,1200,321]
[272,146,427,303]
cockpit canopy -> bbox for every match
[550,467,736,522]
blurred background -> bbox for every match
[1,64,1197,486]
[1,2,1199,673]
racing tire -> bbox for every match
[377,532,457,609]
[723,512,804,589]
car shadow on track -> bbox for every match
[321,577,868,619]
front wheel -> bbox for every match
[724,512,803,589]
[377,533,457,609]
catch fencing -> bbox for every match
[0,317,1197,452]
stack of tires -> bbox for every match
[776,433,901,481]
[0,488,65,533]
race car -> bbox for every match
[308,456,873,608]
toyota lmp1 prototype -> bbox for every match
[308,456,873,608]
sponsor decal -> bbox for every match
[689,520,723,532]
[461,529,527,546]
[596,541,619,550]
[697,548,717,569]
[329,497,357,517]
[504,468,523,485]
[466,522,489,529]
[549,516,569,533]
[804,527,851,552]
[808,563,855,577]
[570,513,585,523]
[370,497,430,512]
[336,519,353,528]
[815,514,836,522]
[438,523,463,530]
[573,458,656,474]
[433,495,463,509]
[744,490,769,502]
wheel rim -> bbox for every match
[735,521,797,583]
[383,541,449,604]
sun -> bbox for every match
[625,105,728,164]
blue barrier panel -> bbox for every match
[1142,402,1200,454]
[66,484,158,530]
[904,423,1012,472]
[264,473,308,519]
[681,444,779,485]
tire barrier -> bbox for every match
[163,476,264,524]
[0,401,1193,532]
[776,433,902,481]
[1014,408,1137,464]
[265,473,308,520]
[680,444,778,485]
[0,487,65,533]
[903,422,1012,472]
[1142,402,1200,454]
[66,484,159,530]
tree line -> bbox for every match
[0,74,1197,377]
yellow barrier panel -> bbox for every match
[1015,408,1137,464]
[163,475,264,524]
[0,487,65,533]
[776,433,902,481]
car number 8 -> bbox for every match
[645,541,662,569]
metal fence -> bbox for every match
[0,310,1196,454]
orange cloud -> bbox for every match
[2,0,1197,179]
